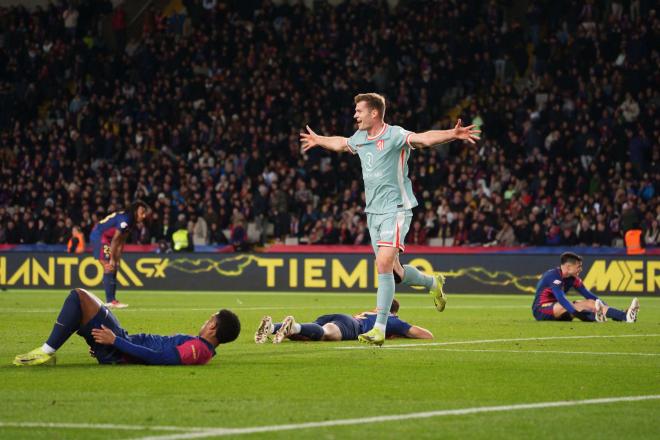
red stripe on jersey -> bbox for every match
[367,124,388,140]
[395,216,400,250]
[405,132,414,149]
[176,339,213,365]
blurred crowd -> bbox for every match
[0,0,658,249]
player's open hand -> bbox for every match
[453,119,481,144]
[91,325,116,345]
[300,125,320,153]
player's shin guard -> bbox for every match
[402,265,434,290]
[376,273,395,328]
[45,289,82,350]
[299,324,325,341]
[103,272,117,302]
[606,308,627,321]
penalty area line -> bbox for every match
[335,333,660,350]
[0,421,214,432]
[382,348,660,357]
[131,394,660,440]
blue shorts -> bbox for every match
[77,307,129,364]
[314,314,361,340]
[90,236,111,263]
[532,303,572,321]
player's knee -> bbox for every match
[376,256,395,274]
[393,271,402,284]
[321,324,341,341]
[75,288,103,309]
[71,288,86,302]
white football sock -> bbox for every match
[41,343,56,354]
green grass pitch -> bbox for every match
[1,289,659,439]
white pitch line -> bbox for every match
[131,394,660,440]
[0,421,213,432]
[335,333,660,350]
[383,348,660,357]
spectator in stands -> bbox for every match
[0,1,656,251]
[67,226,85,254]
[230,211,248,251]
[495,221,516,246]
[644,220,659,246]
[408,220,428,246]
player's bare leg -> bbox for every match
[551,303,571,319]
[321,323,342,341]
[77,288,104,326]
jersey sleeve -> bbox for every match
[345,130,360,155]
[176,339,214,365]
[113,337,181,365]
[550,280,576,314]
[393,126,414,150]
[574,278,601,302]
[117,214,131,234]
[385,316,412,337]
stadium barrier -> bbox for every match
[0,252,658,296]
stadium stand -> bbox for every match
[0,0,657,249]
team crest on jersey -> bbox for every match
[376,139,384,151]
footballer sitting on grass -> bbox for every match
[532,252,639,323]
[14,288,240,366]
[254,299,432,343]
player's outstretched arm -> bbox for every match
[300,125,350,154]
[408,119,481,149]
[576,284,603,303]
[405,325,433,339]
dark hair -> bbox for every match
[354,92,386,119]
[390,298,400,314]
[215,309,241,344]
[560,252,583,265]
[131,200,149,217]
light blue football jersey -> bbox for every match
[346,124,418,214]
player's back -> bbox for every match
[533,267,579,307]
[354,312,412,337]
[90,211,132,241]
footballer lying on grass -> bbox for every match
[13,288,240,366]
[254,299,433,343]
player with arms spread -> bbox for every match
[533,252,639,323]
[89,200,149,308]
[254,299,432,343]
[300,93,480,345]
[13,288,240,366]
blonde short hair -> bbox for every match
[354,93,386,119]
